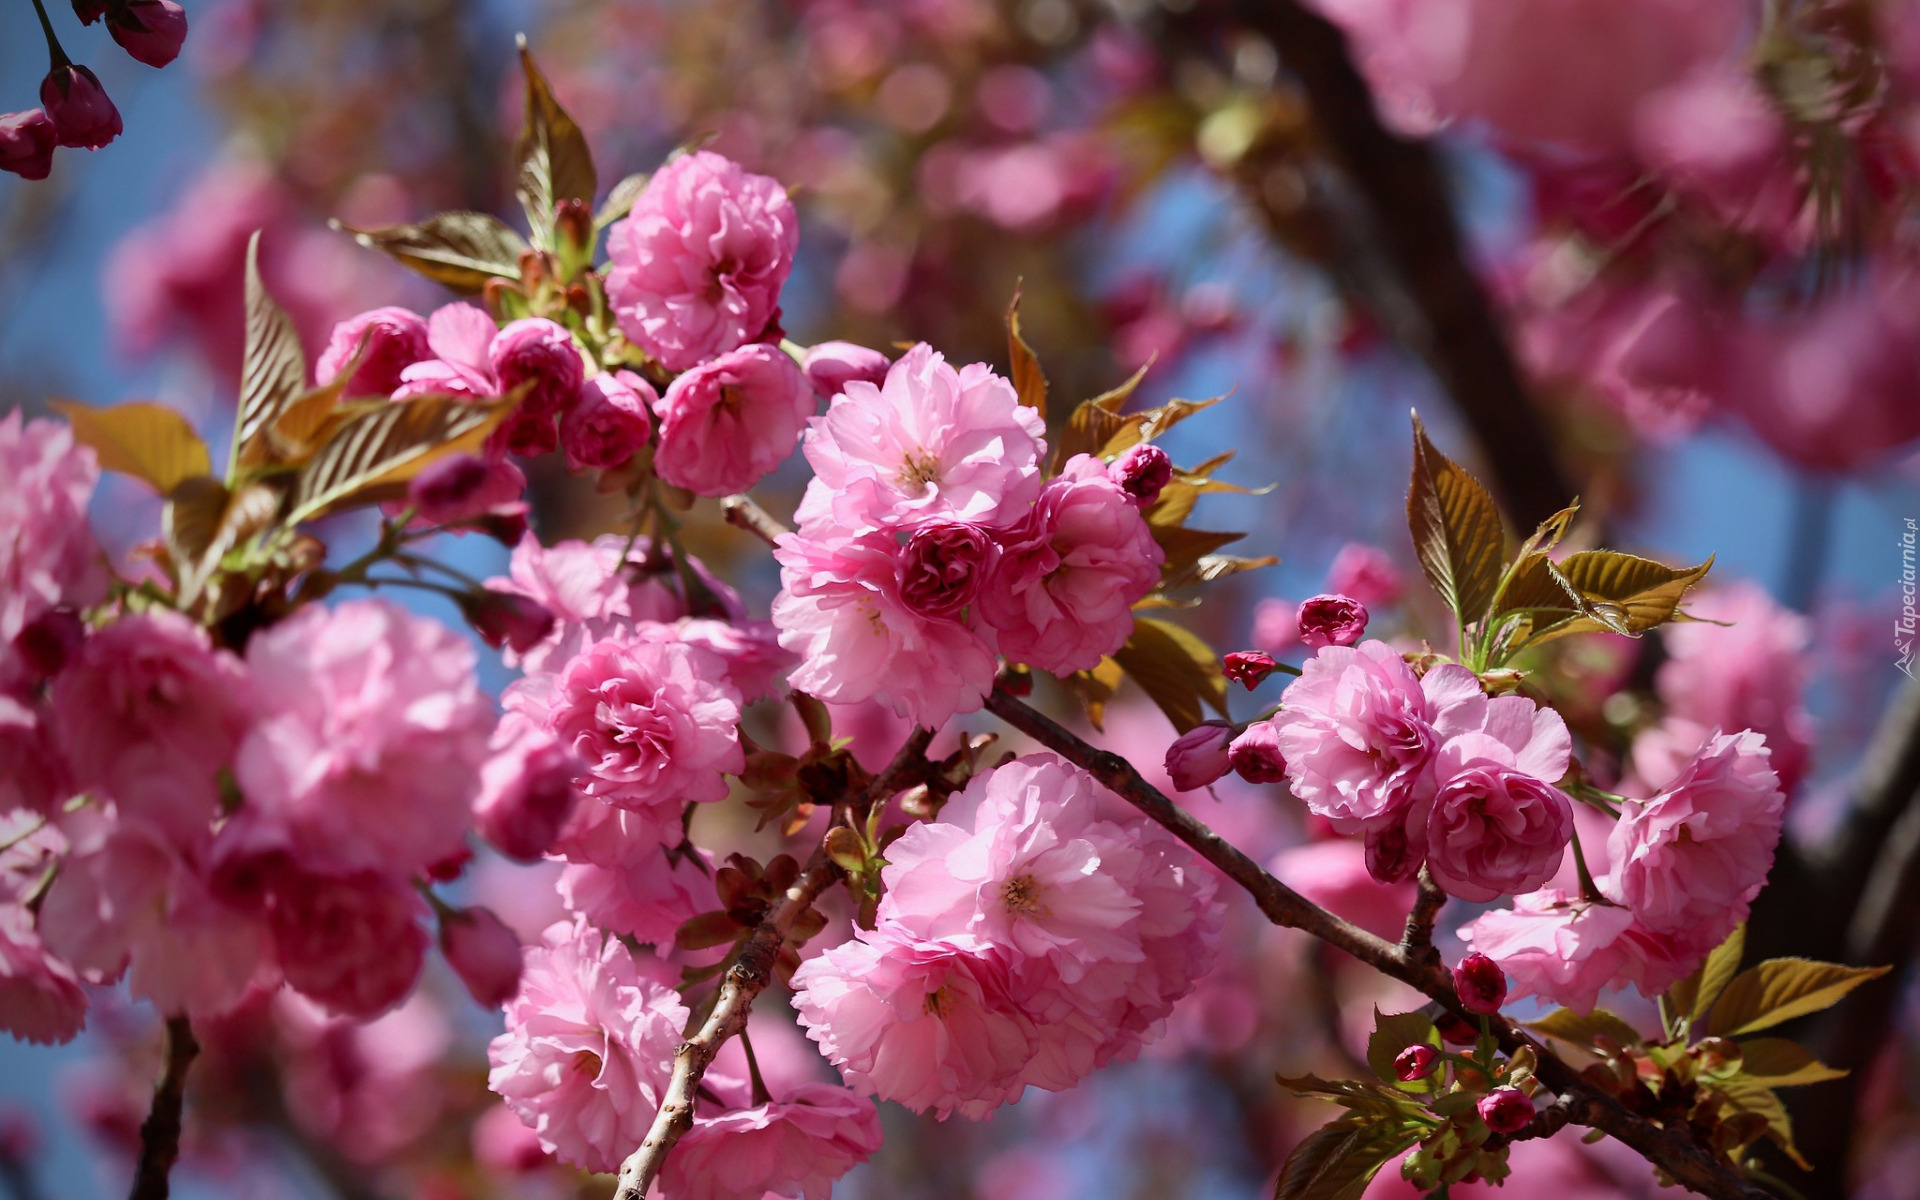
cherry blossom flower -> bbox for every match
[654,343,814,497]
[660,1083,883,1200]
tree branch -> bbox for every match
[1400,865,1447,965]
[720,494,790,547]
[611,727,935,1200]
[983,687,1769,1200]
[128,1016,198,1200]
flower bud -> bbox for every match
[1298,593,1369,649]
[1364,823,1423,884]
[39,66,121,150]
[554,197,594,257]
[801,340,890,399]
[1227,719,1287,783]
[407,453,528,527]
[0,110,56,181]
[108,0,190,68]
[1436,1012,1479,1046]
[1108,442,1173,507]
[1477,1087,1535,1134]
[1222,650,1277,690]
[440,906,524,1009]
[458,590,557,654]
[1394,1044,1440,1081]
[1454,952,1508,1015]
[561,370,654,472]
[898,521,995,618]
[1165,720,1233,791]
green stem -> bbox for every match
[738,1028,773,1108]
[27,0,71,71]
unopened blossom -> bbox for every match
[0,903,87,1044]
[1297,594,1369,649]
[556,845,712,947]
[1274,640,1447,833]
[473,715,581,863]
[1395,1044,1439,1081]
[794,343,1046,534]
[1608,730,1784,952]
[234,599,493,877]
[654,343,813,496]
[269,868,429,1019]
[1,410,106,648]
[488,918,689,1172]
[458,590,557,654]
[1107,443,1172,507]
[561,371,654,472]
[1164,721,1233,792]
[1227,720,1288,783]
[791,929,1035,1120]
[1459,888,1688,1014]
[507,634,743,812]
[490,318,587,455]
[50,609,251,848]
[406,453,527,528]
[315,306,430,397]
[801,340,890,399]
[1422,730,1575,903]
[979,455,1164,675]
[897,521,996,618]
[0,111,56,181]
[103,0,190,67]
[661,1084,884,1200]
[773,528,998,727]
[1479,1087,1535,1134]
[607,150,799,371]
[1223,650,1278,690]
[40,66,120,150]
[1454,952,1508,1014]
[441,907,524,1009]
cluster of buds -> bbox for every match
[2,1,190,179]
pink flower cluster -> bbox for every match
[773,345,1164,726]
[792,755,1222,1118]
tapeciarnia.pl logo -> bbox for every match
[1901,518,1917,680]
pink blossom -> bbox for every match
[104,0,190,68]
[1251,597,1302,654]
[1422,757,1573,902]
[459,589,557,654]
[489,318,587,456]
[473,715,581,863]
[0,111,55,181]
[1324,543,1404,609]
[1227,721,1287,783]
[1608,730,1783,951]
[1270,840,1415,942]
[793,343,1046,534]
[607,150,799,372]
[50,610,250,848]
[1274,641,1447,833]
[1634,71,1791,233]
[0,903,87,1044]
[1108,443,1172,507]
[660,1084,883,1200]
[773,528,998,727]
[40,66,120,150]
[233,599,493,877]
[670,618,794,705]
[275,991,453,1165]
[0,697,65,818]
[315,306,430,398]
[790,929,1035,1119]
[395,302,501,400]
[1479,1087,1534,1133]
[654,343,813,497]
[268,868,428,1019]
[1297,594,1369,649]
[1459,888,1689,1014]
[406,453,528,528]
[978,455,1163,675]
[1454,952,1508,1013]
[1,410,106,649]
[801,341,890,399]
[441,907,524,1009]
[506,634,743,812]
[562,371,654,471]
[473,1103,551,1173]
[556,845,712,947]
[1164,722,1233,792]
[897,521,996,618]
[488,918,688,1172]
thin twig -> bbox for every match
[128,1016,198,1200]
[720,495,790,547]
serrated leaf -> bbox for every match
[1525,1007,1644,1050]
[1490,553,1583,625]
[1274,1119,1418,1200]
[1673,923,1746,1025]
[333,212,528,293]
[233,232,310,465]
[1051,362,1152,469]
[1112,615,1229,734]
[1407,412,1506,627]
[595,172,650,229]
[1005,287,1047,422]
[514,39,597,246]
[1153,525,1245,582]
[286,394,513,524]
[1544,550,1714,639]
[1714,1077,1809,1169]
[1737,1038,1848,1087]
[164,477,279,606]
[52,400,211,494]
[1707,959,1890,1037]
[1366,1009,1439,1092]
[1162,552,1280,592]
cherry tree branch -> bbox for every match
[1400,866,1448,965]
[982,687,1770,1200]
[721,494,789,547]
[128,1016,198,1200]
[611,728,936,1200]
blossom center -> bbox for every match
[1002,873,1043,914]
[922,986,955,1018]
[896,449,941,489]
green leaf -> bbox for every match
[1524,1007,1645,1051]
[1111,615,1229,734]
[1274,1119,1418,1200]
[1714,1077,1809,1169]
[1059,656,1124,731]
[1005,286,1047,422]
[1542,550,1713,640]
[233,231,310,467]
[1406,412,1506,628]
[1366,1009,1439,1091]
[1669,923,1746,1026]
[1489,553,1583,626]
[514,38,597,246]
[1737,1038,1848,1087]
[1274,1073,1410,1117]
[52,400,211,494]
[164,478,279,606]
[286,393,513,524]
[332,212,529,294]
[1706,958,1891,1037]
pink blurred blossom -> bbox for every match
[1324,543,1405,609]
[660,1084,883,1200]
[268,867,428,1020]
[315,306,430,397]
[0,902,87,1044]
[0,410,106,650]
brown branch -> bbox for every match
[128,1016,198,1200]
[611,728,935,1200]
[983,687,1769,1200]
[1400,865,1447,966]
[720,494,790,547]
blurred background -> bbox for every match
[2,0,1918,1197]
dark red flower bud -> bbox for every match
[1478,1087,1535,1134]
[459,590,557,654]
[1454,952,1509,1015]
[71,0,109,22]
[1165,721,1233,791]
[0,110,56,181]
[12,608,85,681]
[1227,720,1287,783]
[1297,593,1369,649]
[1108,442,1172,507]
[1394,1044,1440,1081]
[1223,650,1278,690]
[108,0,189,68]
[1436,1012,1479,1046]
[39,65,122,150]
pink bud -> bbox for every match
[12,609,84,682]
[1454,953,1508,1015]
[1394,1044,1439,1081]
[1108,442,1172,507]
[108,0,190,68]
[440,906,524,1008]
[39,66,121,150]
[407,453,527,527]
[561,370,654,471]
[1436,1012,1479,1046]
[1227,719,1287,783]
[801,340,890,398]
[1165,721,1233,791]
[0,110,56,181]
[459,590,557,653]
[1297,593,1368,649]
[1222,650,1277,690]
[1477,1087,1535,1134]
[1364,823,1423,884]
[898,521,995,619]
